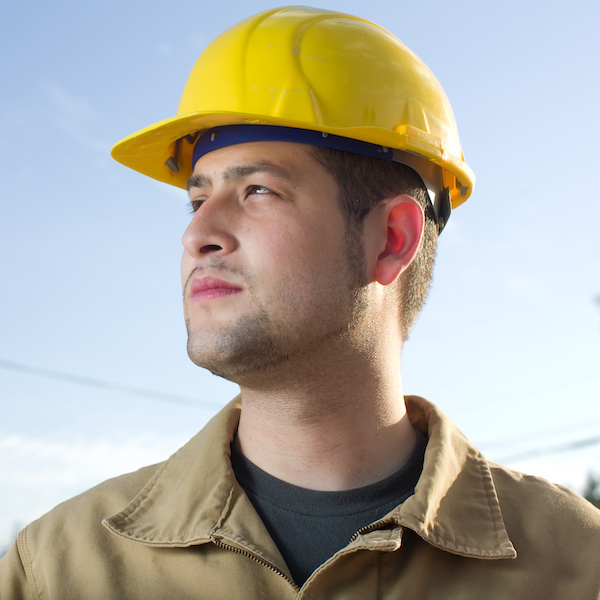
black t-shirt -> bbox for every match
[231,430,427,586]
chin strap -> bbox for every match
[435,187,451,234]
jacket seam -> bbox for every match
[477,452,516,556]
[375,551,382,600]
[211,486,287,567]
[17,528,40,600]
[396,513,512,559]
[101,524,213,546]
[212,484,236,533]
[106,461,170,527]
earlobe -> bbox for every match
[373,195,424,286]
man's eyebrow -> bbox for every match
[222,162,295,183]
[187,161,294,191]
[187,173,211,191]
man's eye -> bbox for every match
[247,185,274,197]
[188,199,205,214]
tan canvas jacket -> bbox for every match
[1,395,599,599]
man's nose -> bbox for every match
[181,196,238,259]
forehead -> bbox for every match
[188,140,326,183]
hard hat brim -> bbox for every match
[111,110,474,208]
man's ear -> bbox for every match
[364,194,424,286]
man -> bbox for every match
[1,7,599,599]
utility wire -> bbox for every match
[478,416,600,451]
[2,358,599,462]
[0,358,224,410]
[496,435,600,464]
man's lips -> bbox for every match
[189,276,242,302]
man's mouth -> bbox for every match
[189,276,243,302]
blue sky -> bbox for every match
[1,0,599,548]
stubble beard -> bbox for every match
[186,306,284,381]
[184,233,369,385]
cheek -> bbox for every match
[249,222,297,266]
[265,226,342,292]
[181,251,194,288]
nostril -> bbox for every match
[200,244,222,253]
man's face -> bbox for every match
[181,141,368,383]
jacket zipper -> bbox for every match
[348,517,395,544]
[212,519,397,592]
[212,537,300,592]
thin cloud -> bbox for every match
[157,42,173,55]
[0,431,189,546]
[0,431,187,547]
[503,271,541,301]
[43,83,111,154]
[189,34,209,51]
[0,432,182,487]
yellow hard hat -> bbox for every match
[112,6,474,219]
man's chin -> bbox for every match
[185,321,283,383]
[186,346,289,385]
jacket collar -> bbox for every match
[103,399,245,546]
[103,395,515,560]
[397,396,516,559]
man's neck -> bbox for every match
[233,342,416,491]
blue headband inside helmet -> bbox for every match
[189,123,451,233]
[191,124,393,169]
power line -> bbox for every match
[0,358,224,411]
[2,358,599,462]
[496,435,600,464]
[478,417,600,451]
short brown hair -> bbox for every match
[309,146,438,339]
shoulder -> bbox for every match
[22,462,162,559]
[490,459,599,521]
[488,460,600,579]
[0,462,163,598]
[24,461,163,546]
